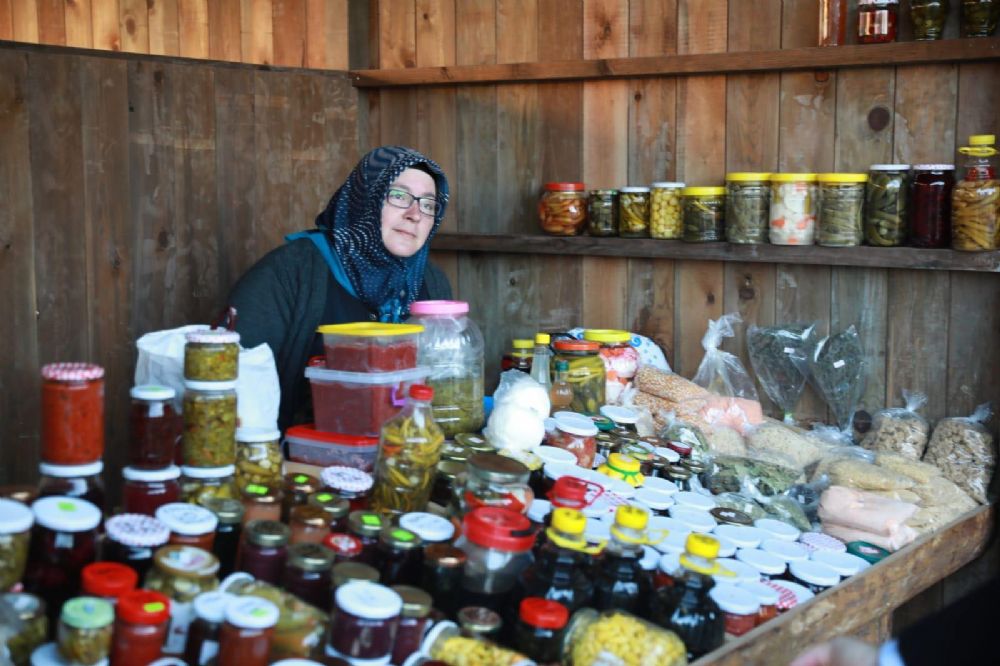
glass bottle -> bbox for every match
[530,333,552,391]
[910,0,950,39]
[514,508,597,614]
[217,596,279,666]
[549,360,574,416]
[592,505,654,616]
[237,520,290,585]
[501,338,534,373]
[281,543,334,612]
[910,164,955,248]
[513,597,569,665]
[952,134,999,251]
[819,0,848,45]
[202,497,243,578]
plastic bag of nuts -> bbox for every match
[923,403,995,504]
[861,390,930,460]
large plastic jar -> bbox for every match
[539,182,588,236]
[0,498,33,591]
[725,173,771,244]
[407,300,485,438]
[910,0,949,40]
[129,385,181,469]
[583,329,639,404]
[650,182,685,239]
[318,322,422,372]
[587,189,619,236]
[561,607,686,665]
[708,585,759,637]
[619,187,652,237]
[682,187,726,242]
[909,164,955,247]
[552,340,605,415]
[218,596,279,666]
[122,465,181,516]
[952,135,999,251]
[57,596,114,665]
[40,363,105,466]
[184,330,240,383]
[182,382,237,468]
[143,546,220,655]
[326,581,402,663]
[457,508,535,603]
[305,366,430,438]
[109,590,171,665]
[37,462,106,514]
[234,427,283,490]
[865,164,911,246]
[103,514,171,582]
[817,173,867,247]
[770,173,818,245]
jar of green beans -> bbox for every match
[725,173,771,244]
[682,187,726,242]
[865,165,910,246]
[818,173,868,247]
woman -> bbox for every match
[227,145,452,430]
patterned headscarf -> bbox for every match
[315,146,450,320]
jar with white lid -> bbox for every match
[712,558,761,586]
[712,524,764,549]
[326,581,402,664]
[753,518,800,542]
[547,412,599,469]
[0,498,34,591]
[735,547,787,580]
[182,591,234,666]
[708,585,759,636]
[737,581,780,625]
[399,511,455,544]
[217,596,279,666]
[123,465,181,516]
[650,182,685,239]
[810,549,870,578]
[37,462,106,514]
[130,384,181,469]
[788,559,840,594]
[759,538,810,565]
[619,187,651,237]
[155,503,219,551]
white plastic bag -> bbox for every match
[483,370,549,453]
[134,324,281,431]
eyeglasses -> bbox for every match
[385,188,440,216]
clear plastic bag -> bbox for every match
[704,425,748,457]
[923,403,995,504]
[484,370,549,453]
[747,323,816,423]
[658,412,710,460]
[712,492,769,521]
[785,475,831,525]
[702,454,801,497]
[874,451,940,485]
[826,458,916,491]
[861,390,930,460]
[808,325,867,433]
[693,313,764,434]
[746,421,823,470]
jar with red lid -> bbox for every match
[547,413,598,469]
[374,526,424,587]
[110,589,171,664]
[347,510,384,565]
[457,507,535,608]
[40,363,105,466]
[552,340,606,414]
[910,164,955,248]
[513,597,569,664]
[130,385,181,469]
[708,585,759,637]
[308,492,350,532]
[183,591,233,666]
[81,561,138,608]
[323,532,364,563]
[539,182,587,235]
[281,543,334,611]
[738,581,780,626]
[103,514,171,581]
[858,0,899,43]
[155,503,218,551]
[38,461,107,514]
[325,581,402,663]
[237,520,290,585]
[389,585,432,665]
[122,465,181,516]
[320,466,374,512]
[241,482,284,524]
[218,595,279,666]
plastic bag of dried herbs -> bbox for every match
[693,313,764,434]
[701,454,801,497]
[747,322,816,424]
[807,325,867,433]
[658,411,711,461]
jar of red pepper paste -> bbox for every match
[110,589,172,665]
[40,363,105,465]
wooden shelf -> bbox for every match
[431,233,1000,272]
[352,38,1000,88]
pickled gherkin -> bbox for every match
[619,187,651,237]
[962,0,999,36]
[865,166,910,246]
[725,174,770,244]
[588,190,619,237]
[427,375,485,439]
[910,0,950,39]
[682,187,726,242]
[818,174,867,247]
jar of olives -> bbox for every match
[587,189,619,236]
[184,330,240,383]
[234,428,283,491]
[0,498,33,591]
[650,182,685,239]
[1,593,47,665]
[619,187,651,237]
[144,546,220,655]
[180,465,238,505]
[57,596,114,665]
[725,173,771,244]
[182,382,237,468]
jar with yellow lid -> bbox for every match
[725,173,771,244]
[817,173,868,247]
[593,506,657,615]
[952,134,999,251]
[587,189,619,236]
[770,173,818,245]
[650,182,685,239]
[682,187,726,242]
[619,187,651,237]
[539,182,588,236]
[502,339,534,374]
[597,453,645,488]
[583,329,639,405]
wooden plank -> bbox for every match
[287,72,333,245]
[148,0,179,56]
[0,0,11,40]
[35,0,65,45]
[241,0,273,64]
[11,0,38,42]
[830,267,888,415]
[178,0,208,58]
[956,62,1000,154]
[674,260,725,378]
[722,262,777,414]
[627,0,677,183]
[208,0,242,62]
[253,69,293,254]
[91,0,121,51]
[272,0,305,67]
[0,51,40,487]
[119,0,149,54]
[894,65,958,164]
[63,0,93,48]
[536,0,583,185]
[348,0,378,70]
[378,0,415,69]
[627,258,676,368]
[306,0,349,69]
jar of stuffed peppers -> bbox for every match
[130,385,180,469]
[952,135,999,251]
[184,330,240,383]
[962,0,999,36]
[910,164,955,248]
[539,182,588,236]
[817,173,867,247]
[682,187,726,242]
[0,498,33,591]
[619,187,651,237]
[650,182,685,239]
[552,339,605,415]
[40,363,105,466]
[57,596,114,665]
[910,0,950,40]
[182,382,237,468]
[865,165,910,246]
[588,189,619,236]
[770,173,818,245]
[725,174,771,244]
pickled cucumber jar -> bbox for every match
[182,381,237,468]
[561,607,687,666]
[57,597,113,665]
[184,330,240,382]
[180,465,238,505]
[539,182,588,236]
[587,190,619,236]
[817,173,868,247]
[682,187,726,242]
[0,498,33,591]
[770,173,818,245]
[650,183,684,239]
[1,593,47,665]
[619,187,651,237]
[910,0,950,39]
[952,135,999,251]
[865,165,910,246]
[725,173,771,244]
[552,339,606,415]
[962,0,999,36]
[234,428,283,492]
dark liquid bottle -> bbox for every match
[515,508,594,612]
[592,505,652,616]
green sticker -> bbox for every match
[392,529,415,542]
[316,493,333,502]
[361,514,381,526]
[57,501,77,512]
[246,484,267,495]
[250,607,268,617]
[143,602,166,613]
[294,475,309,483]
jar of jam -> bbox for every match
[320,466,373,512]
[374,527,423,587]
[431,460,464,508]
[322,532,364,564]
[237,520,290,585]
[788,559,840,595]
[143,546,220,655]
[37,462,106,514]
[283,473,320,521]
[420,544,466,617]
[858,0,899,43]
[218,596,279,666]
[0,485,38,505]
[548,412,598,468]
[0,498,33,591]
[398,511,455,545]
[539,182,587,236]
[910,164,955,248]
[389,585,432,665]
[241,483,284,524]
[459,606,502,638]
[40,363,105,466]
[282,543,334,611]
[130,385,181,469]
[513,597,569,664]
[180,465,238,506]
[332,561,380,589]
[155,503,218,551]
[0,592,47,665]
[289,505,330,545]
[458,453,534,515]
[57,596,114,665]
[182,381,237,468]
[708,585,759,637]
[184,330,240,382]
[110,589,171,665]
[587,189,619,236]
[104,514,171,581]
[81,562,138,602]
[183,591,233,665]
[308,493,351,532]
[234,427,283,491]
[121,465,181,516]
[347,511,384,564]
[325,581,402,663]
[202,498,243,578]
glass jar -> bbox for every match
[109,589,171,665]
[122,465,180,516]
[408,300,486,438]
[561,608,686,666]
[1,593,47,666]
[665,465,692,491]
[458,453,534,515]
[819,0,848,45]
[788,560,840,595]
[962,0,999,36]
[308,492,350,532]
[584,329,639,405]
[289,505,330,545]
[422,621,530,664]
[234,428,283,491]
[332,561,380,589]
[619,187,651,237]
[457,508,535,606]
[420,544,466,617]
[552,339,605,414]
[587,189,619,236]
[325,581,402,663]
[910,0,950,39]
[281,543,334,612]
[432,460,464,509]
[858,0,899,43]
[130,385,181,469]
[39,363,105,466]
[202,498,243,578]
[514,597,570,664]
[155,503,218,551]
[180,465,238,505]
[390,585,432,666]
[0,498,33,591]
[37,462,106,513]
[725,174,771,244]
[144,546,220,655]
[241,483,284,524]
[501,338,534,374]
[104,514,171,582]
[182,381,237,468]
[374,527,423,587]
[57,596,113,665]
[237,520,290,585]
[770,173,818,245]
[183,591,232,666]
[910,164,955,248]
[184,330,240,382]
[347,511,384,564]
[734,548,786,580]
[817,174,867,247]
[282,473,320,522]
[320,466,374,512]
[539,182,588,236]
[218,596,279,666]
[323,532,364,563]
[81,562,138,603]
[650,182,684,239]
[952,135,999,251]
[865,164,910,246]
[708,585,759,637]
[547,413,598,469]
[682,186,726,242]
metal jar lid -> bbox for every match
[332,561,380,587]
[467,453,529,484]
[245,520,291,547]
[288,543,334,572]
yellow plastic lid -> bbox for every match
[317,323,424,337]
[607,453,641,474]
[969,134,996,146]
[535,333,551,345]
[686,532,721,560]
[817,173,868,183]
[550,507,586,536]
[512,339,534,350]
[682,186,726,196]
[770,173,818,182]
[583,329,630,344]
[614,504,649,531]
[726,172,771,182]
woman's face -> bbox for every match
[380,167,437,258]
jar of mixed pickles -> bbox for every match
[234,428,282,491]
[184,330,240,383]
[57,597,114,665]
[682,187,726,242]
[587,189,619,236]
[962,0,999,36]
[0,498,33,591]
[817,173,867,247]
[122,465,181,516]
[770,173,818,245]
[182,382,237,468]
[650,182,685,239]
[865,165,910,246]
[910,164,955,248]
[180,465,237,505]
[725,174,771,244]
[1,593,47,665]
[910,0,950,40]
[539,182,588,236]
[619,187,651,237]
[552,339,605,414]
[129,385,180,469]
[560,607,686,666]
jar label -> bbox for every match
[198,639,219,664]
[859,10,889,36]
[164,600,194,655]
[362,514,381,527]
